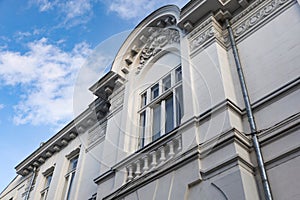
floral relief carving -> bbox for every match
[189,18,224,53]
[233,0,291,37]
[190,27,215,51]
[136,28,180,74]
[222,0,293,47]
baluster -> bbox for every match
[135,160,141,176]
[127,165,133,181]
[177,137,182,151]
[159,146,166,162]
[150,151,157,168]
[142,155,149,172]
[168,140,175,157]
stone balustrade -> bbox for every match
[125,136,182,182]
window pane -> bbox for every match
[66,172,75,200]
[46,174,52,187]
[165,96,174,133]
[41,192,45,200]
[139,111,146,148]
[162,75,171,91]
[175,86,184,126]
[152,105,161,141]
[141,92,147,107]
[175,66,182,83]
[70,157,78,171]
[151,84,159,100]
[62,176,69,199]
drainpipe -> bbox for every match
[225,19,273,200]
[24,167,36,200]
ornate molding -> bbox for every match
[188,15,215,39]
[87,122,107,147]
[190,27,215,51]
[189,16,224,54]
[232,0,293,37]
[136,28,180,74]
[109,86,125,112]
[188,0,295,51]
[221,0,295,46]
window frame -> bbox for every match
[40,166,55,200]
[138,65,183,148]
[63,152,80,200]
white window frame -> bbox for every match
[63,154,79,200]
[40,166,54,200]
[138,65,183,148]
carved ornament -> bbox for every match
[233,0,291,37]
[136,28,180,74]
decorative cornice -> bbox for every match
[258,112,300,144]
[42,166,55,176]
[14,94,107,176]
[200,154,255,180]
[65,147,80,160]
[94,169,115,185]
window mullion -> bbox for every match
[145,107,151,145]
[173,89,177,127]
[44,188,48,200]
[64,174,72,200]
[139,65,183,146]
[161,100,166,136]
[171,69,175,87]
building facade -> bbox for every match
[1,0,300,199]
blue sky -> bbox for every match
[0,0,188,193]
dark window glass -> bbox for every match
[175,67,182,83]
[175,86,184,126]
[46,174,52,187]
[165,96,174,133]
[151,84,159,100]
[139,111,146,148]
[141,92,147,107]
[152,104,161,141]
[163,75,171,91]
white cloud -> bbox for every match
[32,0,58,12]
[31,0,189,28]
[0,38,93,127]
[31,0,93,27]
[106,0,189,21]
[0,104,4,110]
[63,0,92,22]
[14,31,32,41]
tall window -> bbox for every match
[139,111,146,147]
[63,156,78,200]
[41,167,54,200]
[138,65,184,148]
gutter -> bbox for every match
[225,19,273,200]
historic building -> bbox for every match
[1,0,300,199]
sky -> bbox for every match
[0,0,189,193]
